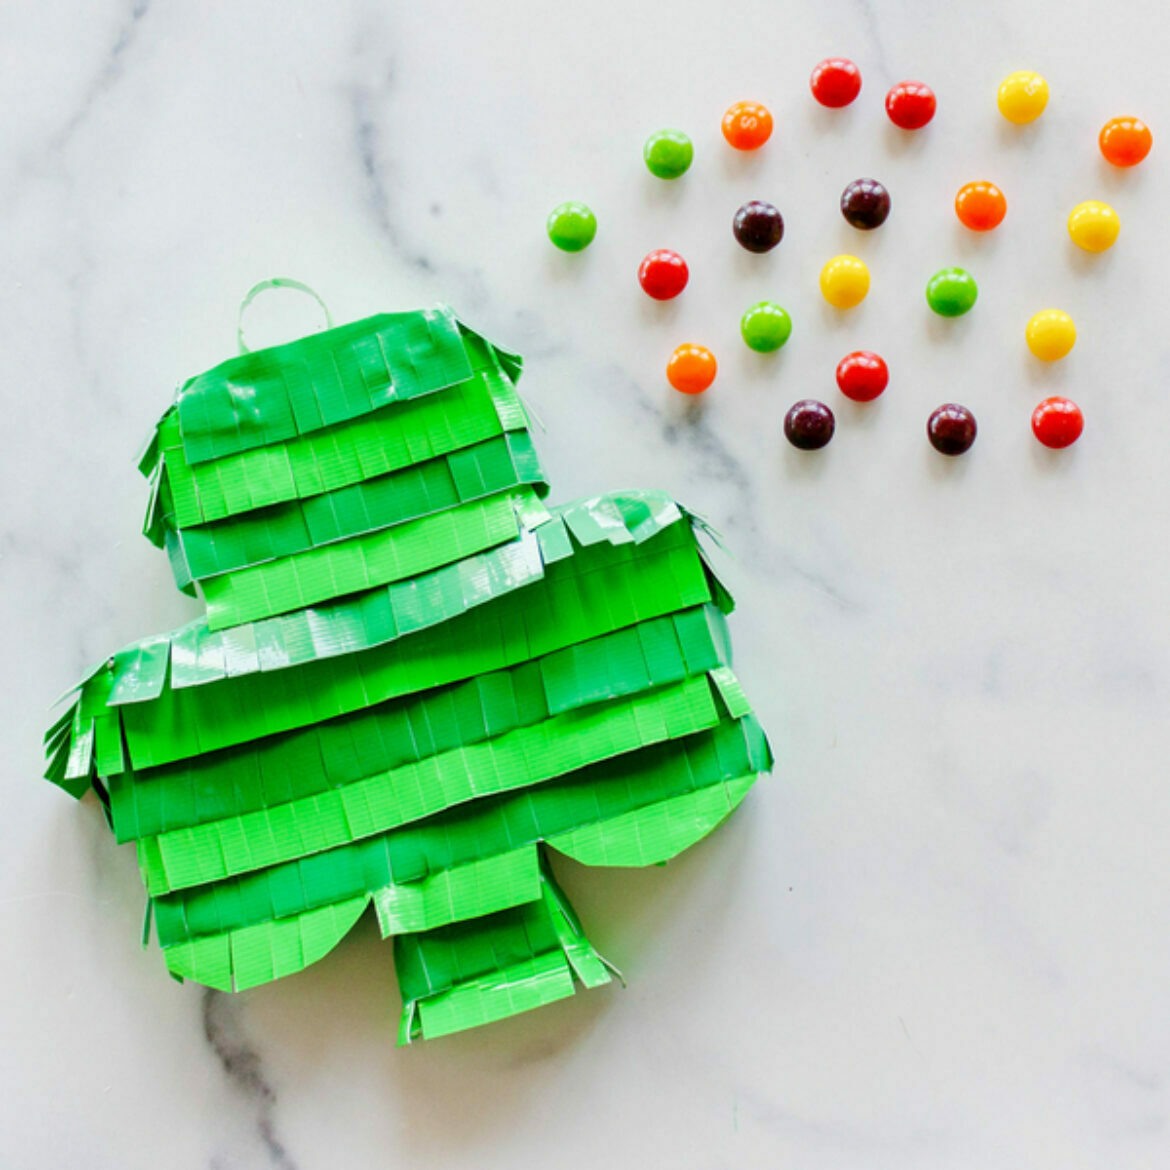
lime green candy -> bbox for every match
[643,130,694,180]
[547,202,597,252]
[925,267,978,317]
[740,302,792,353]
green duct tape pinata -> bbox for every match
[44,289,772,1043]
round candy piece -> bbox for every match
[836,351,888,402]
[926,267,978,317]
[638,250,689,300]
[810,58,862,108]
[820,254,870,308]
[733,201,785,253]
[546,202,597,252]
[886,81,936,129]
[997,71,1049,124]
[927,404,977,456]
[1032,397,1083,448]
[1099,117,1152,167]
[840,178,891,230]
[784,400,835,450]
[722,101,773,150]
[1068,200,1120,252]
[667,344,717,395]
[644,130,694,179]
[1025,309,1076,361]
[955,181,1007,231]
[740,302,792,353]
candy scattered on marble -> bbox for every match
[997,71,1049,124]
[927,404,978,456]
[733,201,785,253]
[546,201,597,252]
[926,267,978,317]
[820,254,870,309]
[643,129,694,179]
[1032,397,1084,448]
[836,351,888,402]
[1068,200,1120,252]
[667,343,717,394]
[1099,117,1152,167]
[955,181,1007,231]
[885,80,936,130]
[638,249,689,300]
[722,100,773,151]
[740,302,792,353]
[840,178,891,230]
[784,400,836,450]
[810,57,862,108]
[1026,309,1076,361]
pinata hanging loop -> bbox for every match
[236,278,334,354]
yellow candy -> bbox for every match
[1068,200,1120,252]
[1026,309,1076,361]
[819,254,870,308]
[997,71,1049,124]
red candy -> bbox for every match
[836,351,888,402]
[638,250,689,301]
[1031,397,1083,448]
[810,58,862,108]
[885,81,936,129]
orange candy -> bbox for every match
[722,101,773,151]
[1099,117,1152,167]
[667,344,717,394]
[955,181,1007,231]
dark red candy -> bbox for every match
[784,400,835,450]
[836,351,888,401]
[733,201,785,253]
[810,58,862,108]
[840,178,890,230]
[927,403,977,455]
[637,249,689,300]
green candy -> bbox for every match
[643,130,694,180]
[740,301,792,353]
[925,267,978,317]
[546,202,597,252]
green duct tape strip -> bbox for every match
[109,606,730,842]
[199,489,536,631]
[142,672,722,895]
[166,433,545,583]
[176,307,474,465]
[153,714,768,947]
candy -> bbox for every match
[955,181,1007,231]
[638,250,689,300]
[740,302,792,352]
[667,344,717,394]
[1032,397,1083,448]
[1025,309,1076,361]
[885,81,936,130]
[732,201,784,253]
[927,404,977,456]
[1099,117,1152,167]
[997,71,1049,123]
[546,202,597,252]
[722,101,773,151]
[925,267,978,317]
[840,178,891,230]
[1067,200,1120,252]
[643,130,694,179]
[836,351,888,401]
[820,255,870,308]
[810,58,862,108]
[784,400,835,450]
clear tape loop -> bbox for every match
[236,278,334,354]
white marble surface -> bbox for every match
[3,1,1170,1166]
